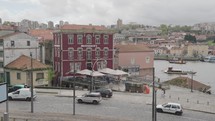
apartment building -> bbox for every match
[53,24,114,85]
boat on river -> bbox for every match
[168,58,186,64]
[203,56,215,63]
[164,67,196,75]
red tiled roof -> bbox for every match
[60,24,106,30]
[29,29,53,41]
[115,44,153,52]
[5,55,50,70]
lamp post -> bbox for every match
[73,60,76,115]
[90,58,106,92]
[152,67,157,121]
[30,52,34,113]
[188,71,195,92]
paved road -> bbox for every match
[1,92,214,121]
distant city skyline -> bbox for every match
[1,0,215,26]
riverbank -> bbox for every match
[154,55,201,61]
[163,77,211,93]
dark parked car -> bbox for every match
[93,88,113,98]
[8,84,28,93]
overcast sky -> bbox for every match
[1,0,215,26]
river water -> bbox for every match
[154,60,215,93]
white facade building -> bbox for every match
[0,32,41,81]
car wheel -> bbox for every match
[77,99,83,103]
[156,108,163,112]
[8,97,12,100]
[93,100,98,104]
[175,112,182,115]
[26,97,31,101]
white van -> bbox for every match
[8,88,36,101]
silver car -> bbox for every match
[76,92,102,104]
[156,102,183,115]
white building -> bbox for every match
[0,32,41,82]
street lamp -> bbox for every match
[152,67,158,121]
[188,71,195,92]
[30,52,34,113]
[90,58,106,92]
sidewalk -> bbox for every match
[0,111,132,121]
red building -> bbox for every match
[53,24,114,83]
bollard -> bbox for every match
[178,97,180,101]
[187,99,189,102]
[3,112,8,121]
[1,117,3,121]
[207,102,209,105]
[197,100,199,104]
[169,95,171,98]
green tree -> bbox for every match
[184,34,197,43]
[47,69,54,86]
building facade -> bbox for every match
[114,44,154,77]
[187,44,208,57]
[5,55,50,86]
[53,24,114,85]
[0,32,41,83]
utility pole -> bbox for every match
[190,71,194,92]
[152,67,156,121]
[30,52,34,113]
[73,61,76,115]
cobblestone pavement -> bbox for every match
[0,111,132,121]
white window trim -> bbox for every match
[68,34,74,44]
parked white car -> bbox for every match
[76,92,102,104]
[156,102,183,115]
[8,88,36,101]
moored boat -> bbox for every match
[164,67,191,75]
[203,56,215,63]
[169,60,186,64]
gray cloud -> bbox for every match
[1,0,215,25]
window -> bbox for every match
[17,73,21,80]
[11,40,15,46]
[58,34,61,44]
[172,105,177,109]
[75,62,81,72]
[77,35,83,44]
[164,104,171,108]
[58,62,60,72]
[70,62,74,73]
[68,48,74,60]
[95,35,100,44]
[104,48,109,58]
[146,57,150,63]
[0,41,3,46]
[86,35,92,44]
[77,48,83,59]
[104,35,109,44]
[36,73,44,80]
[58,48,60,57]
[0,51,3,57]
[86,48,92,60]
[95,48,100,58]
[68,35,74,44]
[13,91,20,94]
[27,41,30,46]
[0,62,3,67]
